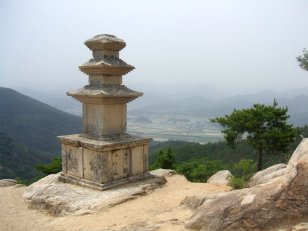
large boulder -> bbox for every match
[248,163,286,187]
[23,172,166,216]
[183,138,308,231]
[207,170,232,185]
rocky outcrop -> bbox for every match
[183,138,308,231]
[23,172,166,216]
[207,170,232,185]
[248,163,286,187]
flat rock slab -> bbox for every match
[23,171,166,216]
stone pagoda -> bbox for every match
[58,34,152,190]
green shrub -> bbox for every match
[228,159,257,189]
[176,158,227,182]
[150,147,176,170]
[228,176,245,189]
[36,157,62,175]
[232,159,256,180]
[15,176,42,186]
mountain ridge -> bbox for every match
[0,87,83,180]
[0,87,81,154]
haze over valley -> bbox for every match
[16,85,308,143]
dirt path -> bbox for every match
[0,175,230,231]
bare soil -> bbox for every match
[0,174,230,231]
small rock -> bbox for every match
[0,179,17,187]
[150,169,176,177]
[207,170,232,185]
[181,194,225,210]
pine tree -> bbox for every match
[297,49,308,71]
[211,100,296,171]
[153,147,176,169]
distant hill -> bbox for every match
[17,86,308,127]
[0,132,49,180]
[17,87,81,115]
[130,91,308,126]
[0,87,81,155]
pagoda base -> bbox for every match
[58,134,152,190]
[59,172,152,191]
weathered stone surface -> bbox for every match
[58,134,151,190]
[274,221,308,231]
[68,85,142,104]
[23,171,166,216]
[150,168,176,177]
[248,163,286,187]
[291,222,308,231]
[207,170,232,185]
[0,179,17,187]
[84,34,126,51]
[184,138,308,231]
[181,193,226,210]
[59,134,151,150]
[79,59,134,76]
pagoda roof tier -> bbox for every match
[84,34,126,51]
[79,56,134,76]
[67,85,143,104]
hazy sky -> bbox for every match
[1,0,308,95]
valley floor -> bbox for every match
[0,174,230,231]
